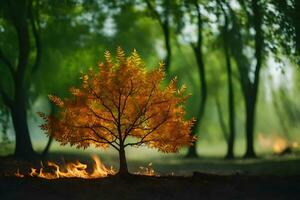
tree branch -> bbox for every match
[123,84,156,137]
[145,0,164,27]
[69,124,119,151]
[88,85,118,123]
[124,105,171,147]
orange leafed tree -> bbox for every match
[39,48,195,176]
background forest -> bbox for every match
[0,0,300,168]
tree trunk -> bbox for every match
[163,23,171,74]
[9,0,35,159]
[118,148,129,176]
[162,0,171,74]
[294,0,300,55]
[224,28,236,160]
[42,136,53,157]
[186,44,207,158]
[244,0,263,159]
[11,98,34,158]
[244,99,256,158]
[186,2,207,158]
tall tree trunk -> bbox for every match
[145,0,172,73]
[42,136,53,157]
[186,0,207,158]
[118,147,129,176]
[226,56,235,159]
[186,46,207,158]
[10,0,35,159]
[244,98,256,158]
[223,20,236,159]
[243,0,263,158]
[11,91,34,158]
[162,0,171,73]
[294,0,300,55]
[163,23,171,74]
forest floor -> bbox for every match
[0,153,300,200]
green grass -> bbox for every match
[2,140,300,176]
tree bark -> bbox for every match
[244,98,256,158]
[11,98,34,158]
[118,148,129,176]
[223,16,236,160]
[8,0,35,159]
[163,22,171,73]
[186,1,207,158]
[243,0,263,158]
[186,46,207,158]
[42,136,53,157]
[144,0,172,73]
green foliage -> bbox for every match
[0,0,299,156]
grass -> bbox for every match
[1,140,300,176]
[1,142,300,200]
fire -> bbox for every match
[258,133,300,154]
[15,169,24,178]
[15,156,160,179]
[135,162,156,176]
[272,137,288,154]
[16,155,115,179]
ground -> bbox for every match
[0,153,300,200]
[0,173,300,199]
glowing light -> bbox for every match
[135,162,156,176]
[15,156,159,178]
[272,137,288,154]
[15,169,24,178]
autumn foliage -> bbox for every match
[39,48,194,175]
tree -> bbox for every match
[184,0,207,158]
[144,0,171,73]
[217,0,236,159]
[39,48,194,176]
[144,0,180,73]
[0,0,40,158]
[226,0,264,158]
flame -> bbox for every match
[17,155,115,179]
[272,137,288,153]
[15,156,160,178]
[135,162,156,176]
[15,169,24,178]
[258,133,299,154]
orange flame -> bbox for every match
[258,133,299,154]
[15,169,24,178]
[15,156,159,178]
[17,155,115,179]
[272,137,288,154]
[135,162,156,176]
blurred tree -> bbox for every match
[224,0,265,158]
[217,0,236,159]
[0,0,38,158]
[183,0,207,158]
[144,0,172,73]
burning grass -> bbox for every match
[14,155,156,179]
[15,155,115,179]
